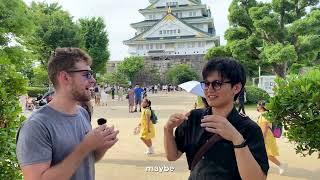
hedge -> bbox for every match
[245,86,270,104]
[26,87,48,97]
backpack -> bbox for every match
[150,109,158,124]
[258,115,282,138]
[270,123,282,138]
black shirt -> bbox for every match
[174,107,269,180]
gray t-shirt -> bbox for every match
[16,105,95,180]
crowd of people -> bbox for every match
[17,47,287,180]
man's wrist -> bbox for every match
[164,125,173,133]
[232,133,244,145]
[78,141,93,156]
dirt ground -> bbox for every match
[89,91,320,180]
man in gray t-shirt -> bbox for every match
[16,48,119,180]
[17,105,95,180]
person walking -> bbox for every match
[127,86,135,113]
[136,98,155,155]
[237,87,246,114]
[257,101,286,175]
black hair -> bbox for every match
[257,100,268,112]
[144,98,152,110]
[202,57,246,100]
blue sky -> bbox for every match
[24,0,233,60]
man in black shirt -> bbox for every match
[164,57,269,180]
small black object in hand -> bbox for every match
[97,118,107,125]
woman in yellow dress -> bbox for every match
[257,101,285,175]
[137,98,155,154]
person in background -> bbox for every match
[79,100,93,121]
[134,84,144,112]
[143,87,147,98]
[94,84,101,106]
[257,100,285,175]
[136,98,155,155]
[111,86,115,100]
[127,86,135,113]
[194,96,208,109]
[237,87,246,114]
[100,87,108,106]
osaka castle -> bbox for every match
[123,0,220,77]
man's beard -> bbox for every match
[71,84,91,102]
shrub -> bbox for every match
[0,59,27,179]
[266,69,320,157]
[245,86,270,104]
[26,86,48,97]
[166,64,199,85]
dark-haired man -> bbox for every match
[164,57,269,179]
[16,48,119,180]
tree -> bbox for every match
[134,66,161,86]
[96,71,129,87]
[79,17,110,74]
[117,56,145,83]
[29,2,83,68]
[30,66,49,87]
[166,64,199,85]
[206,0,320,78]
[0,0,33,179]
[266,69,320,157]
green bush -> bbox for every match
[245,86,270,104]
[0,59,27,179]
[266,69,320,157]
[26,86,48,97]
[166,64,199,85]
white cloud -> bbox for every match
[24,0,233,60]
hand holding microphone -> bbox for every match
[96,118,119,150]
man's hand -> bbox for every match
[99,125,119,150]
[164,112,189,131]
[200,115,244,144]
[83,125,119,152]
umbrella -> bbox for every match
[178,81,205,98]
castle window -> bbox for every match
[159,30,162,35]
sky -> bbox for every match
[24,0,233,60]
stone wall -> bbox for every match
[144,54,206,81]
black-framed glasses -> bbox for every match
[200,80,231,90]
[67,69,94,80]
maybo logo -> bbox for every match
[145,165,175,173]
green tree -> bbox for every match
[134,66,161,86]
[0,0,34,178]
[266,69,320,157]
[99,71,129,87]
[29,2,83,68]
[117,56,145,83]
[30,66,49,87]
[166,64,199,85]
[79,17,110,74]
[206,0,320,78]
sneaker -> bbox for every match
[145,147,154,155]
[278,163,286,175]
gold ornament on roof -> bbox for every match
[167,6,172,14]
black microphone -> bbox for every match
[97,118,107,125]
[202,107,214,139]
